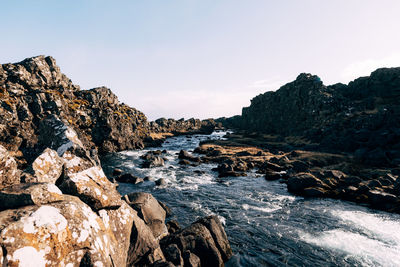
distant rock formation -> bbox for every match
[0,55,149,163]
[150,118,222,135]
[145,117,222,147]
[221,68,400,166]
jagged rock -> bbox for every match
[163,244,184,266]
[259,161,284,173]
[31,148,63,183]
[115,173,144,184]
[182,251,201,267]
[166,220,181,234]
[124,192,168,240]
[0,195,121,266]
[38,115,92,160]
[161,215,232,267]
[59,155,122,210]
[98,201,136,267]
[265,171,287,181]
[195,216,233,262]
[158,200,172,217]
[287,173,327,194]
[222,68,400,167]
[141,151,165,168]
[0,144,20,189]
[0,56,150,159]
[127,209,165,266]
[0,183,64,211]
[155,178,167,186]
[368,190,399,209]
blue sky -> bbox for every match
[1,0,400,120]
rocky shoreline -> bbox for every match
[2,54,400,266]
[0,56,231,266]
[187,131,400,214]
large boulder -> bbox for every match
[31,148,63,183]
[124,192,168,240]
[0,195,121,266]
[127,209,165,265]
[161,215,232,267]
[141,151,165,168]
[0,183,64,211]
[98,201,136,267]
[287,172,327,194]
[58,159,122,210]
[0,145,20,189]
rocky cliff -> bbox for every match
[0,56,232,266]
[0,55,149,163]
[224,68,400,166]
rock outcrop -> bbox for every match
[221,68,400,166]
[0,56,232,266]
[149,118,221,135]
[0,55,150,162]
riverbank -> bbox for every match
[0,56,232,266]
[194,131,400,214]
[101,131,400,266]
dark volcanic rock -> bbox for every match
[124,192,168,240]
[179,149,201,162]
[160,215,232,267]
[149,117,222,135]
[222,68,400,166]
[0,55,150,160]
[141,151,165,168]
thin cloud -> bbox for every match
[249,78,285,91]
[341,52,400,83]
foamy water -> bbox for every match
[101,131,400,266]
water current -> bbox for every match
[101,131,400,267]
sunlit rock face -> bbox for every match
[0,55,150,161]
[0,56,233,267]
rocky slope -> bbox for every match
[0,55,150,163]
[221,68,400,166]
[0,56,232,266]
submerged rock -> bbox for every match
[141,151,165,168]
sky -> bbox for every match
[1,0,400,120]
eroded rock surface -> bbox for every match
[0,144,20,189]
[31,148,63,183]
[161,215,232,267]
[0,55,150,161]
[124,192,168,240]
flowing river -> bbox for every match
[101,131,400,267]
